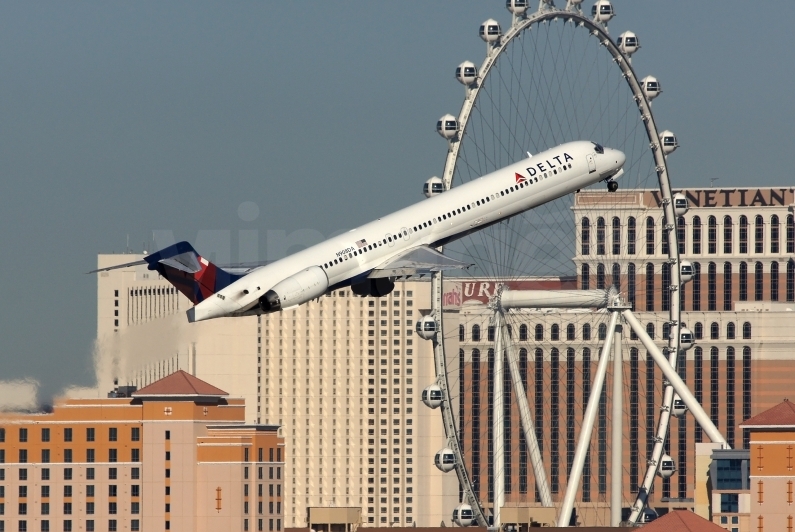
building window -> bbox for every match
[19,428,27,443]
[612,217,621,255]
[723,216,733,254]
[629,348,639,493]
[726,347,736,447]
[694,322,703,340]
[627,263,636,307]
[63,428,72,442]
[581,264,590,290]
[487,326,495,342]
[662,263,671,311]
[727,322,735,339]
[646,263,655,311]
[721,493,739,513]
[471,325,480,342]
[743,347,752,449]
[86,428,94,442]
[533,348,543,502]
[755,215,764,253]
[645,323,655,340]
[566,324,575,341]
[724,262,733,311]
[789,260,795,302]
[788,214,795,253]
[628,217,636,254]
[596,264,605,290]
[612,263,621,292]
[739,215,748,253]
[771,215,780,253]
[519,324,528,341]
[551,324,560,341]
[86,449,94,463]
[108,449,117,463]
[772,261,780,301]
[692,216,701,254]
[708,262,717,311]
[458,324,464,342]
[582,347,592,502]
[694,347,703,442]
[707,216,717,254]
[41,428,50,443]
[581,218,590,255]
[742,322,752,339]
[131,449,140,462]
[598,323,607,340]
[739,262,748,301]
[550,348,560,493]
[755,262,764,301]
[582,323,591,341]
[710,347,719,430]
[534,324,543,341]
[646,217,655,255]
[692,262,701,310]
[710,322,719,340]
[677,216,686,255]
[596,217,605,255]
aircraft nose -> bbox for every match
[611,148,626,169]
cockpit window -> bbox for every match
[592,142,604,154]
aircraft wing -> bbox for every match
[368,245,473,279]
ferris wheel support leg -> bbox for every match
[611,324,623,527]
[556,310,620,527]
[622,310,727,446]
[501,314,553,507]
[493,312,506,529]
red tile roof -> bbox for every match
[741,399,795,427]
[132,370,227,397]
[639,510,726,532]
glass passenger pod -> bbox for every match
[617,31,640,57]
[680,260,694,283]
[479,19,502,43]
[423,177,444,198]
[673,192,689,216]
[672,393,688,417]
[670,326,694,350]
[434,448,456,472]
[455,61,478,86]
[641,76,662,100]
[416,315,438,340]
[436,114,459,140]
[660,130,679,155]
[452,504,475,527]
[505,0,529,16]
[591,0,615,23]
[657,454,677,478]
[421,384,443,409]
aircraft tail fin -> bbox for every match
[143,241,244,305]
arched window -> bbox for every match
[646,217,655,255]
[472,324,481,342]
[612,263,621,292]
[519,324,528,342]
[771,262,779,301]
[739,262,748,301]
[723,262,733,311]
[459,324,465,342]
[723,216,733,254]
[742,322,752,339]
[771,215,780,254]
[597,264,606,290]
[739,215,748,254]
[645,322,655,340]
[710,322,719,340]
[581,217,591,255]
[598,323,607,340]
[662,322,670,341]
[677,216,686,255]
[694,322,704,340]
[566,324,575,341]
[628,217,637,254]
[755,215,764,253]
[755,262,764,301]
[787,215,795,254]
[646,263,655,311]
[596,217,606,255]
[788,260,795,302]
[551,324,560,341]
[727,322,736,340]
[612,217,621,255]
[708,262,717,311]
[583,323,591,341]
[708,216,717,254]
[581,263,590,290]
[535,324,544,341]
[662,263,671,311]
[628,263,636,307]
[692,216,702,254]
[488,325,495,342]
[692,262,702,311]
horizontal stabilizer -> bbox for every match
[369,245,473,279]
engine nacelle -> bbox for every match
[350,278,394,297]
[259,266,328,313]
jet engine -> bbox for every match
[350,278,394,297]
[259,266,328,313]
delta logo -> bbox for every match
[515,173,527,184]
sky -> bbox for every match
[1,1,794,402]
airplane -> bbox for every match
[93,141,625,322]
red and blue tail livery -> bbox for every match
[142,242,243,305]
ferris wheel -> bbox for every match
[416,0,727,527]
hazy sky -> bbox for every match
[1,1,794,400]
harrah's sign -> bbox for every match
[443,278,576,307]
[647,188,794,208]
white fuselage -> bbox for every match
[192,141,625,321]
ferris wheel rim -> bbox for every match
[429,5,684,527]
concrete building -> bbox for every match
[95,260,457,528]
[741,399,795,532]
[0,370,284,532]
